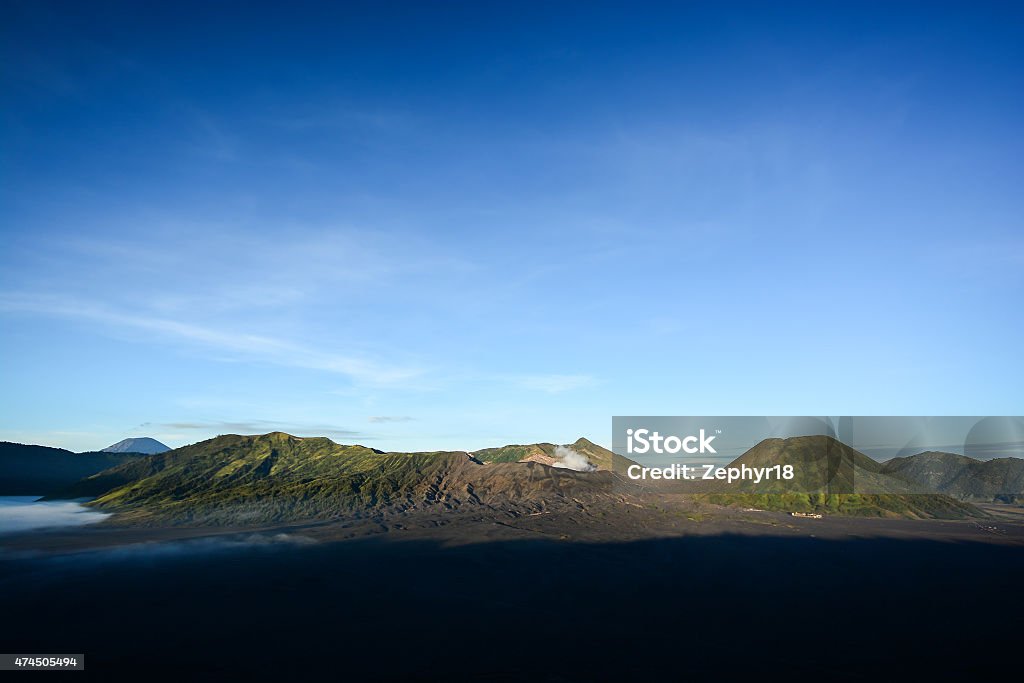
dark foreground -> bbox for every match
[1,511,1022,681]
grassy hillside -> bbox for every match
[65,432,618,526]
[49,432,988,524]
[0,442,140,495]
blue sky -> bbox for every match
[2,1,1022,452]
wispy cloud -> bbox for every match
[11,223,480,326]
[0,293,422,387]
[143,420,366,440]
[367,416,414,423]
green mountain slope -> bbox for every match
[882,451,1024,502]
[51,433,986,524]
[64,432,619,525]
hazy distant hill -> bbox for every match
[60,432,623,525]
[101,437,170,454]
[0,442,139,495]
[698,436,981,519]
[882,451,1024,503]
[726,435,919,494]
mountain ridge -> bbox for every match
[881,450,1024,502]
[473,436,628,471]
[0,442,142,495]
[56,432,629,525]
[24,432,1010,524]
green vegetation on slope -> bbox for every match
[50,432,986,525]
[67,432,617,526]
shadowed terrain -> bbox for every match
[0,443,142,495]
[1,527,1021,681]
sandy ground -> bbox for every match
[3,499,1022,558]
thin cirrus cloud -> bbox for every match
[149,420,367,440]
[20,224,480,319]
[0,291,601,396]
[0,292,423,387]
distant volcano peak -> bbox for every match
[100,437,170,454]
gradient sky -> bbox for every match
[2,1,1022,452]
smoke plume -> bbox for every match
[552,445,597,472]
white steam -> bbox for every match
[552,445,597,472]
